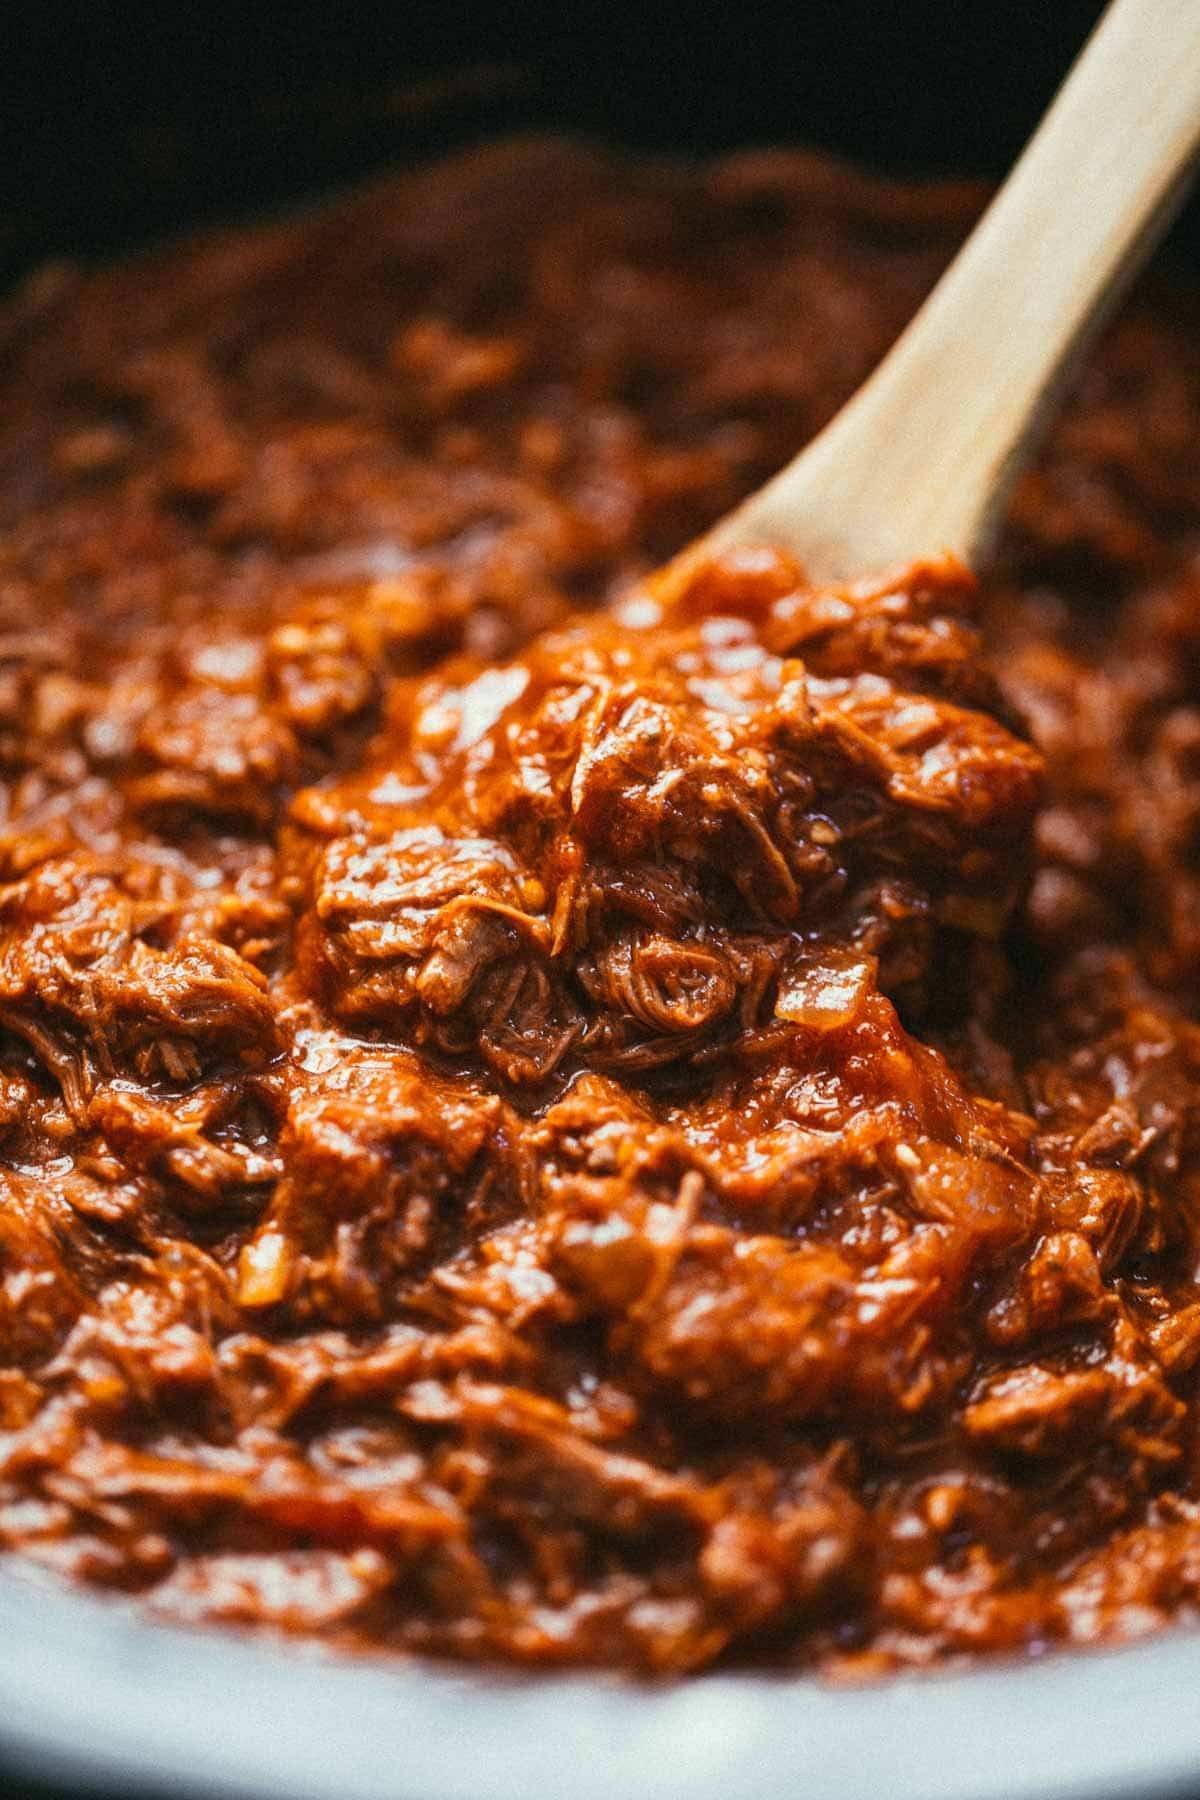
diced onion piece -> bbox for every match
[238,1230,293,1308]
[775,950,876,1029]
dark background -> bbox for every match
[8,0,1193,294]
[0,0,1192,1795]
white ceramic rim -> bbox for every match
[0,1564,1197,1800]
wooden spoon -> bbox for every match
[673,0,1200,587]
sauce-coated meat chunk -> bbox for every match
[293,551,1040,1079]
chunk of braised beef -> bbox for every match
[291,556,1042,1084]
[237,1048,513,1323]
[0,856,279,1105]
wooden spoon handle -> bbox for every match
[702,0,1200,582]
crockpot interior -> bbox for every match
[11,0,1194,292]
[2,6,1200,1800]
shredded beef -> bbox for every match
[0,138,1199,1674]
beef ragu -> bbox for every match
[0,138,1199,1674]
